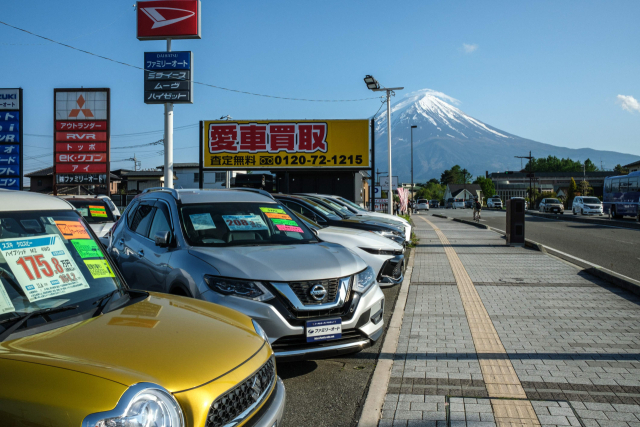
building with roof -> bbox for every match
[156,163,246,189]
[624,160,640,173]
[444,184,483,202]
[487,171,619,199]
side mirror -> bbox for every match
[114,215,121,221]
[154,231,171,248]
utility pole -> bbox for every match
[220,115,233,188]
[411,125,417,204]
[515,151,534,206]
[163,39,174,189]
[364,75,403,215]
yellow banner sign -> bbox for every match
[202,120,369,169]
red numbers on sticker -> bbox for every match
[16,255,57,280]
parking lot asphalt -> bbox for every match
[429,208,640,281]
[277,278,402,427]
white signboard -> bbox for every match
[0,89,20,110]
[380,176,398,191]
[0,234,90,302]
[374,186,381,197]
[55,91,108,120]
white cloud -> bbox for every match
[617,94,640,113]
[462,43,478,54]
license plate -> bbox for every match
[306,318,342,343]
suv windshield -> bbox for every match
[66,199,115,224]
[180,202,318,247]
[582,197,601,204]
[0,210,124,329]
[308,197,353,217]
[336,196,364,211]
[546,199,561,204]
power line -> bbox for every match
[0,20,383,103]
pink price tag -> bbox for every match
[276,224,304,233]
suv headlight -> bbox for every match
[204,276,274,302]
[353,266,376,294]
[369,230,405,245]
[85,384,184,427]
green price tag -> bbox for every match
[71,239,103,259]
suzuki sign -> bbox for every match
[137,0,201,40]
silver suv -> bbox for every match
[108,188,385,361]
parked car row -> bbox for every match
[0,188,411,426]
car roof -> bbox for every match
[138,188,277,204]
[0,190,75,212]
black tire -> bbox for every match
[573,209,577,215]
[581,209,584,215]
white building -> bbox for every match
[157,163,246,189]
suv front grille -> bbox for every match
[288,278,340,305]
[206,359,275,427]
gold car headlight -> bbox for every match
[84,383,184,427]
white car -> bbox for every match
[487,197,503,209]
[58,196,117,244]
[572,196,603,216]
[304,194,413,244]
[295,213,405,288]
[415,199,429,213]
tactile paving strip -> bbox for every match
[419,216,541,427]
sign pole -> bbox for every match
[164,38,174,189]
[370,118,375,211]
[198,120,204,189]
[386,90,393,215]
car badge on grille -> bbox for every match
[309,284,327,301]
[250,375,263,402]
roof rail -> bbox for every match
[140,187,180,200]
[231,187,275,200]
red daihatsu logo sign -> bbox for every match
[137,0,201,40]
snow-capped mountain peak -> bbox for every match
[372,88,638,181]
[375,88,510,140]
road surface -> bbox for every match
[425,208,640,281]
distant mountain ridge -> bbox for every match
[373,89,639,182]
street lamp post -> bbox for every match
[364,75,403,215]
[411,125,417,208]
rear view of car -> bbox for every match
[429,200,439,208]
[415,199,429,213]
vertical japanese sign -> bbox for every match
[144,51,193,104]
[0,88,22,191]
[53,89,110,193]
[200,120,370,170]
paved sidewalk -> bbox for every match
[380,215,640,427]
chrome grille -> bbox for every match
[206,359,275,427]
[289,279,339,305]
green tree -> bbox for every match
[440,165,472,185]
[473,176,496,200]
[614,164,629,175]
[524,156,599,173]
[566,177,577,207]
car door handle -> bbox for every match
[138,250,144,258]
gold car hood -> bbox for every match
[0,293,267,392]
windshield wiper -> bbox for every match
[0,305,79,343]
[92,289,120,317]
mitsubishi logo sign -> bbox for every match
[137,0,201,40]
[142,7,195,29]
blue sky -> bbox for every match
[2,0,639,176]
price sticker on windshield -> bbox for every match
[222,215,268,231]
[0,235,90,302]
[55,220,91,240]
[89,205,108,218]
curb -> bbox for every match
[357,244,415,427]
[527,211,640,230]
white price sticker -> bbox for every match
[0,235,90,303]
[222,215,268,231]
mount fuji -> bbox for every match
[373,89,639,182]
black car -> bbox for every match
[429,200,440,208]
[274,195,405,245]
